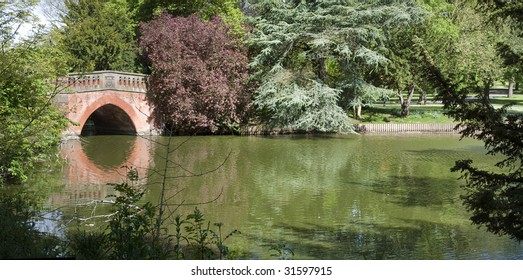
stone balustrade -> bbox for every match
[59,71,148,93]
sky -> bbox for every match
[17,0,52,39]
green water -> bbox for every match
[52,134,523,259]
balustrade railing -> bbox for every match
[59,71,148,93]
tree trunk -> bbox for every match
[417,88,426,105]
[482,79,491,101]
[400,84,416,118]
[508,76,515,98]
[353,104,362,120]
[516,82,519,91]
[314,57,327,81]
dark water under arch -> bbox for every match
[81,104,137,136]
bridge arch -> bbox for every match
[55,71,157,138]
[79,95,140,136]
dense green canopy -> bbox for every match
[1,0,68,184]
[248,0,426,131]
[58,0,138,72]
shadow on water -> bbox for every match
[245,219,523,260]
[368,176,461,207]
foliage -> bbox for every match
[483,0,523,86]
[106,181,161,259]
[254,76,352,132]
[247,0,424,131]
[0,0,39,42]
[417,4,523,240]
[174,207,240,260]
[67,151,240,260]
[58,0,138,72]
[0,0,69,260]
[451,1,504,93]
[375,0,455,117]
[0,186,63,259]
[0,45,68,183]
[128,0,245,34]
[140,13,250,133]
[1,1,69,184]
[66,230,108,259]
[68,184,240,259]
[67,180,163,259]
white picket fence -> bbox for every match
[354,123,458,134]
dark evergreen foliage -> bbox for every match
[247,0,425,131]
[59,0,138,72]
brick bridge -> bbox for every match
[54,71,158,138]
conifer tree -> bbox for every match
[128,0,245,34]
[59,0,138,72]
[248,0,424,131]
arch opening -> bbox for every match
[81,104,137,136]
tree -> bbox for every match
[139,13,250,133]
[41,0,68,29]
[128,0,245,34]
[0,0,69,259]
[486,0,523,97]
[376,0,458,117]
[58,0,138,72]
[452,1,504,97]
[418,0,523,241]
[1,1,69,184]
[247,0,424,131]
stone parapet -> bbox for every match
[58,71,148,93]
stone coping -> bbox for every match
[58,71,148,93]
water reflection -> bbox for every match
[49,134,523,259]
[53,136,153,205]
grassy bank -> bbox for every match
[355,91,522,125]
[353,104,453,124]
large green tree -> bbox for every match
[453,1,504,96]
[418,0,523,241]
[128,0,245,34]
[248,0,425,132]
[487,0,523,96]
[58,0,138,72]
[1,1,69,184]
[1,0,68,259]
[376,0,459,117]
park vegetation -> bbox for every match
[1,0,522,258]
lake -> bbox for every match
[41,134,523,259]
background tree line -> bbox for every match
[37,0,522,133]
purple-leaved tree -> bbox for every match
[140,13,250,133]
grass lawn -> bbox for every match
[354,104,453,124]
[490,93,523,109]
[356,92,523,124]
